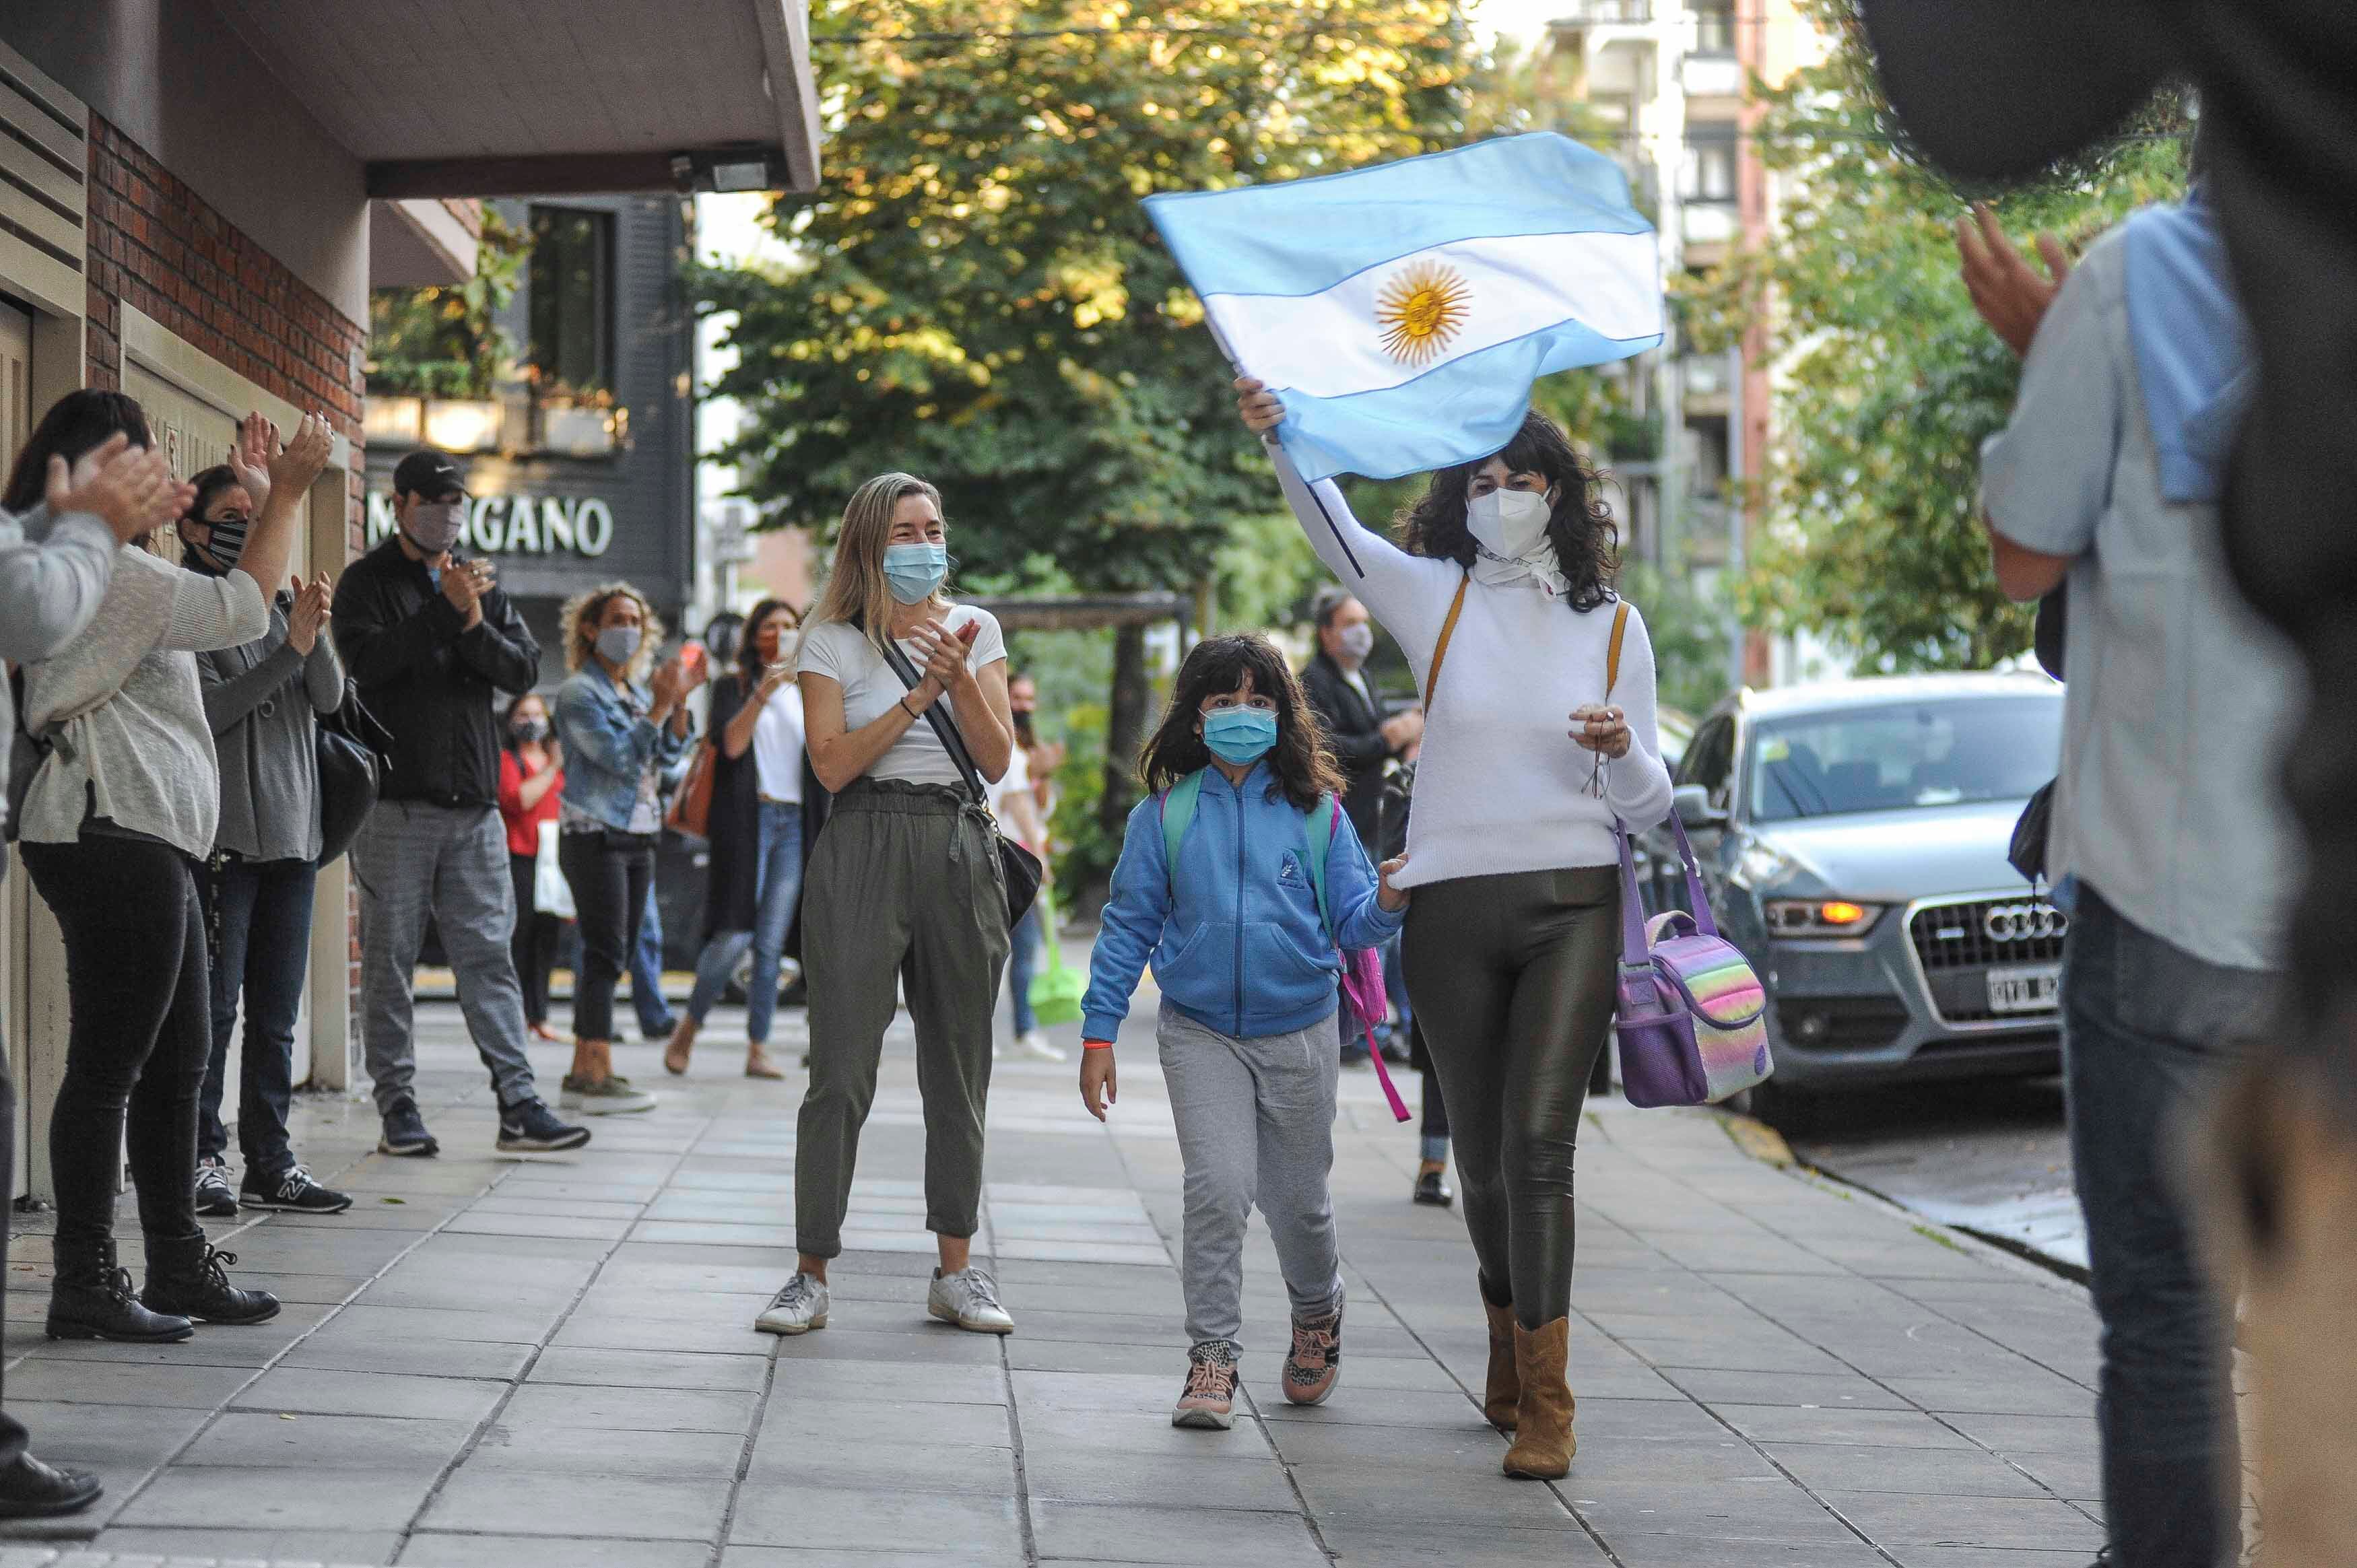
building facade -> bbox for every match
[364,195,700,683]
[0,0,817,1201]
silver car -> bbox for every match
[1639,673,2066,1120]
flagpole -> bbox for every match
[1206,314,1365,579]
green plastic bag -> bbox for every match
[1027,888,1086,1027]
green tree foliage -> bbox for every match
[366,210,529,399]
[1687,0,2189,671]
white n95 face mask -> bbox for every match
[1466,486,1555,561]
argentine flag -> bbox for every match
[1145,133,1664,483]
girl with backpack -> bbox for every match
[1077,635,1407,1430]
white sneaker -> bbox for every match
[928,1266,1015,1334]
[558,1074,658,1115]
[755,1272,828,1335]
[1011,1030,1067,1063]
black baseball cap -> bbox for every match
[392,449,467,500]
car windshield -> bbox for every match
[1748,695,2062,822]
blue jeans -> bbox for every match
[630,879,673,1037]
[2063,886,2267,1568]
[195,856,315,1178]
[1007,902,1043,1036]
[686,802,804,1044]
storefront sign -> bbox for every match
[366,492,615,557]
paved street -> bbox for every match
[1777,1079,2084,1274]
[0,959,2183,1568]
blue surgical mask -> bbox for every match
[1202,706,1279,766]
[882,542,949,605]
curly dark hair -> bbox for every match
[1140,635,1343,812]
[1395,407,1620,612]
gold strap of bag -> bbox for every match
[1421,576,1630,709]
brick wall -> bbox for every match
[82,112,369,562]
[82,111,370,1049]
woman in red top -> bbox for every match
[498,691,566,1041]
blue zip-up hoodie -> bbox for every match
[1082,761,1404,1044]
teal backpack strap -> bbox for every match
[1159,769,1206,886]
[1305,793,1335,939]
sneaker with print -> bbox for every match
[1283,1303,1343,1405]
[1172,1338,1241,1429]
[240,1165,353,1215]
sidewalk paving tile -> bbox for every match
[0,992,2162,1567]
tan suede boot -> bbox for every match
[1502,1318,1576,1478]
[1482,1297,1521,1431]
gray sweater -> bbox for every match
[0,502,117,836]
[200,590,344,862]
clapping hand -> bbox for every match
[46,434,191,545]
[906,615,969,701]
[1955,205,2071,359]
[439,557,486,626]
[230,412,277,512]
[268,410,334,497]
[286,572,333,655]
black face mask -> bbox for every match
[1013,710,1037,747]
[511,718,551,744]
[187,515,251,574]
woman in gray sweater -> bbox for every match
[181,455,352,1219]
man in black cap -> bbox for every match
[333,450,589,1156]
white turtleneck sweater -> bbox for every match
[1275,450,1674,889]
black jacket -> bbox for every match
[331,535,539,809]
[1300,651,1390,846]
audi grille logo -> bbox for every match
[1985,903,2067,942]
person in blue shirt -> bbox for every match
[1080,634,1406,1431]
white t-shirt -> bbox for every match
[753,683,805,803]
[797,606,1009,789]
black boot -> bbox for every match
[46,1236,193,1342]
[0,1452,103,1519]
[140,1235,279,1326]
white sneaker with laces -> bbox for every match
[755,1272,828,1335]
[1011,1030,1068,1062]
[928,1266,1014,1334]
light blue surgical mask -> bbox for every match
[882,542,949,605]
[1202,706,1278,766]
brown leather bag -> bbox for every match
[666,741,717,840]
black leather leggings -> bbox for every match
[1401,866,1620,1328]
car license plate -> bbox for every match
[1986,964,2061,1014]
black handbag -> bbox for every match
[315,683,395,868]
[878,639,1042,927]
[2010,584,2067,887]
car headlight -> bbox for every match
[1763,899,1887,938]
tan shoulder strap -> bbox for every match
[1421,572,1471,712]
[1605,599,1631,696]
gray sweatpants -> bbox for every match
[1158,999,1346,1347]
[796,780,1009,1258]
[354,800,539,1116]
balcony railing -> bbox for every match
[1682,199,1739,246]
[1556,0,1653,25]
[1681,53,1744,96]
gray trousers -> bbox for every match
[1158,1000,1346,1348]
[796,780,1008,1259]
[354,800,539,1116]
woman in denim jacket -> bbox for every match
[552,582,700,1114]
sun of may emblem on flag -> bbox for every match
[1375,261,1471,366]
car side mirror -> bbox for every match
[1673,784,1727,831]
